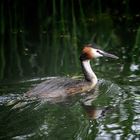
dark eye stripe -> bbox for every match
[96,50,101,53]
[96,50,103,55]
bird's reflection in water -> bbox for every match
[80,85,113,119]
[81,103,112,119]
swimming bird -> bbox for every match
[25,43,118,101]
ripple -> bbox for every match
[0,94,20,105]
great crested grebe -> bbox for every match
[25,43,118,101]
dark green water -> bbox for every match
[0,59,140,140]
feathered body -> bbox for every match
[25,43,118,100]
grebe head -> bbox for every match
[80,43,119,61]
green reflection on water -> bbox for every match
[0,0,140,80]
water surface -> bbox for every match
[0,61,140,140]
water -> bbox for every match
[0,60,140,140]
[1,0,140,139]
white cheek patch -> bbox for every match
[91,49,103,58]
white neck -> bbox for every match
[81,60,98,85]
